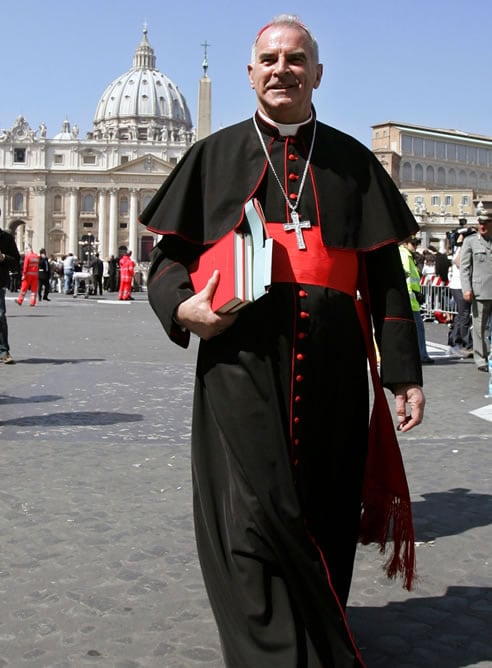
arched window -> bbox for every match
[425,166,435,184]
[142,194,153,210]
[437,167,446,185]
[414,164,423,183]
[448,168,456,186]
[458,170,467,187]
[468,171,477,188]
[82,194,95,212]
[402,162,412,181]
[13,192,24,211]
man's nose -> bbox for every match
[273,55,289,75]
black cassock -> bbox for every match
[141,114,422,667]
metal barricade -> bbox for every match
[420,278,457,322]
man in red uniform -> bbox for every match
[16,247,40,306]
[118,250,135,300]
[140,15,425,667]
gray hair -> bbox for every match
[251,14,319,64]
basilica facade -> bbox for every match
[0,29,204,264]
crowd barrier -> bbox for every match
[419,277,457,322]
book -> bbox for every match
[189,198,273,314]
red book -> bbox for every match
[189,199,273,314]
[189,227,246,313]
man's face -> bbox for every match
[248,25,323,124]
[478,220,492,239]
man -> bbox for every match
[62,252,75,294]
[0,212,21,363]
[37,248,51,301]
[399,237,435,364]
[90,252,104,296]
[140,15,424,667]
[460,210,492,371]
[448,228,475,357]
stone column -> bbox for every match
[108,188,118,257]
[31,185,48,250]
[97,189,108,259]
[0,186,6,233]
[68,188,79,255]
[129,188,139,260]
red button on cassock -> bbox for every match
[296,353,305,361]
[288,153,298,161]
[296,374,304,382]
[289,173,299,181]
[294,417,300,424]
[298,289,307,297]
[300,311,310,319]
[289,192,298,200]
[295,395,301,403]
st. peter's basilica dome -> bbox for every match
[92,28,193,143]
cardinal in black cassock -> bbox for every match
[140,108,423,667]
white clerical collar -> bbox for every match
[257,109,313,136]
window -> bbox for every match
[424,140,435,158]
[458,170,467,187]
[431,195,440,206]
[414,196,424,205]
[402,162,412,181]
[425,166,435,184]
[119,196,129,215]
[13,192,24,211]
[82,194,95,212]
[445,195,453,206]
[447,143,456,161]
[436,142,446,159]
[414,164,423,182]
[53,194,62,212]
[413,138,424,157]
[448,168,456,186]
[82,154,96,165]
[457,145,466,162]
[479,148,488,166]
[119,222,128,229]
[14,148,26,163]
[461,195,470,206]
[467,147,477,164]
[54,154,64,164]
[437,167,446,185]
[401,135,413,153]
[142,194,153,210]
[121,156,129,164]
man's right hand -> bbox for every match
[175,270,238,340]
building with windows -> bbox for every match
[372,121,492,247]
[0,28,211,263]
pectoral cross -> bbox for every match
[283,211,311,250]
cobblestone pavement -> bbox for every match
[0,292,490,668]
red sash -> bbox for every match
[266,222,358,295]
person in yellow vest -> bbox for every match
[399,237,434,364]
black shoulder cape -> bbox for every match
[139,115,419,249]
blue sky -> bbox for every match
[1,0,491,147]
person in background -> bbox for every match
[37,248,51,301]
[63,252,75,294]
[16,246,40,307]
[460,210,492,371]
[448,228,474,357]
[0,210,21,363]
[107,254,118,292]
[118,250,135,301]
[90,252,104,296]
[140,15,424,667]
[400,237,434,364]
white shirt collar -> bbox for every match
[257,109,313,137]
